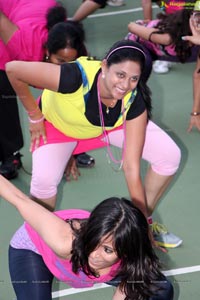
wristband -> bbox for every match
[190,112,200,116]
[28,116,44,123]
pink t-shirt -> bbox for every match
[0,0,57,70]
[25,209,120,288]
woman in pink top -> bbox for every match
[0,0,66,179]
[0,175,173,300]
[127,7,199,63]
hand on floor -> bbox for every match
[64,156,81,182]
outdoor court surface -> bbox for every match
[0,1,200,299]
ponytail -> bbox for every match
[46,3,67,31]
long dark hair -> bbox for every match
[70,197,163,300]
[45,20,87,57]
[155,8,195,62]
[104,40,152,119]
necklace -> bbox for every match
[106,100,117,114]
[97,74,126,171]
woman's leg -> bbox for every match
[142,120,181,214]
[0,70,23,179]
[9,246,54,300]
[31,142,77,211]
[105,122,181,213]
[106,122,182,247]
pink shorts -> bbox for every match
[34,120,120,154]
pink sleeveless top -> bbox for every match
[25,209,120,288]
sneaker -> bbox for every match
[107,0,125,7]
[0,152,22,180]
[151,222,183,248]
[74,153,95,168]
[153,60,172,74]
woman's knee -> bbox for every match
[144,122,181,176]
[30,173,59,199]
[152,142,181,176]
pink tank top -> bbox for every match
[25,209,120,288]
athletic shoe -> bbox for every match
[151,222,183,248]
[0,152,22,180]
[74,153,95,168]
[153,60,173,74]
[107,0,125,7]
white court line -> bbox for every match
[87,5,158,18]
[52,265,200,298]
[163,265,200,277]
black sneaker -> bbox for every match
[75,153,95,168]
[0,152,22,180]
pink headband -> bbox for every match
[106,45,146,60]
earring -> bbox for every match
[45,55,49,61]
[102,73,105,79]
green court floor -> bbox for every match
[1,1,200,299]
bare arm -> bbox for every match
[123,111,148,217]
[0,175,73,258]
[112,287,125,300]
[128,22,171,45]
[72,0,101,21]
[6,61,61,150]
[187,56,200,132]
[6,61,60,110]
[0,11,18,44]
[141,0,152,20]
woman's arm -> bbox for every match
[182,16,200,45]
[6,61,61,150]
[141,0,152,20]
[188,56,200,132]
[112,286,125,300]
[128,22,172,45]
[123,111,148,217]
[72,0,101,21]
[0,11,18,44]
[6,61,60,110]
[0,175,73,258]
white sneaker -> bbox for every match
[153,60,172,74]
[107,0,125,7]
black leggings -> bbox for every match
[0,71,23,161]
[9,247,53,300]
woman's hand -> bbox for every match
[29,120,47,151]
[182,16,200,45]
[64,156,81,181]
[187,114,200,132]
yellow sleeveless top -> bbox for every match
[41,57,137,139]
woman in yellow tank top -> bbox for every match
[6,39,182,249]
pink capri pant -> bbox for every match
[31,120,181,199]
